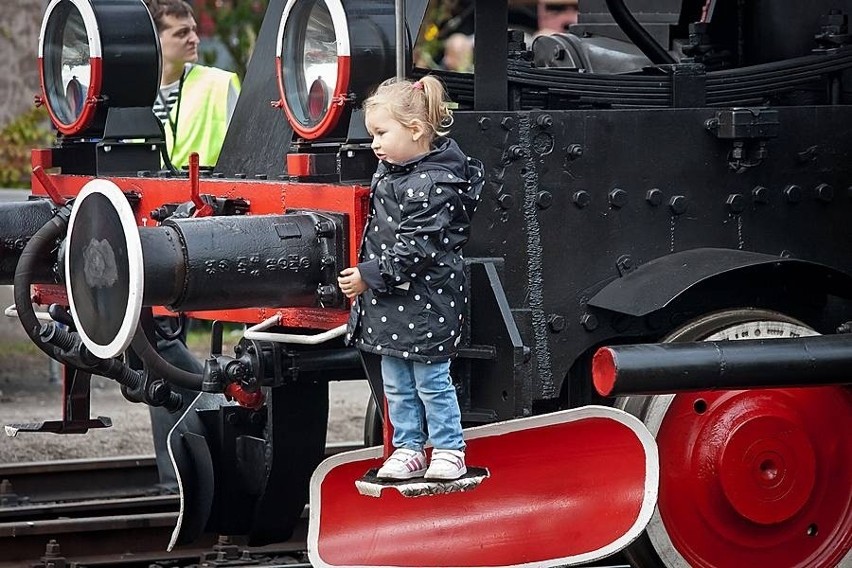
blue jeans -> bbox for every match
[381,356,465,452]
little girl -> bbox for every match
[338,76,484,481]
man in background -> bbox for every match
[141,0,241,491]
[537,0,579,34]
[441,33,474,72]
[147,0,240,169]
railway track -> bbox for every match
[0,448,357,567]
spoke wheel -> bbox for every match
[619,309,852,568]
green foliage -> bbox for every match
[198,0,268,81]
[0,107,53,188]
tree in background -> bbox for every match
[0,1,51,187]
[0,107,52,188]
[196,0,268,80]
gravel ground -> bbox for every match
[0,285,371,463]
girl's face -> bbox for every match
[365,106,430,165]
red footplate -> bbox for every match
[309,406,658,568]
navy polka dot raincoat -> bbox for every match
[345,137,485,363]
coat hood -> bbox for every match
[379,137,485,219]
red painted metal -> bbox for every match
[31,174,370,329]
[276,54,352,140]
[32,166,67,206]
[655,387,852,567]
[31,148,53,170]
[187,153,212,217]
[224,383,265,410]
[38,56,103,136]
[591,346,616,396]
[287,153,313,177]
[309,407,659,568]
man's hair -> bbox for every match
[145,0,195,31]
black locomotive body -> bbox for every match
[5,0,851,566]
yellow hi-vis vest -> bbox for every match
[165,64,240,169]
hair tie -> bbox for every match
[412,80,424,91]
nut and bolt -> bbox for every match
[669,195,688,215]
[726,193,746,214]
[784,184,802,203]
[498,194,515,210]
[608,188,627,208]
[566,144,584,159]
[752,185,769,204]
[548,314,566,332]
[816,183,834,202]
[645,188,663,206]
[536,114,553,128]
[572,190,590,208]
[508,145,527,160]
[317,284,338,303]
[581,313,599,332]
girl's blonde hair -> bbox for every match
[363,76,454,139]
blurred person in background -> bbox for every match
[440,32,474,72]
[537,0,579,34]
[147,0,240,169]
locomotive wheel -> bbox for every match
[618,309,852,568]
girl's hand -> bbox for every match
[338,267,368,298]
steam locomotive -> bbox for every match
[3,0,851,566]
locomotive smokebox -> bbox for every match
[64,180,347,359]
[0,199,57,285]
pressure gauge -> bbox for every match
[38,0,159,137]
[276,0,399,140]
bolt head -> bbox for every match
[726,193,745,214]
[572,190,590,208]
[645,188,663,206]
[581,313,599,331]
[784,184,802,203]
[548,314,566,332]
[609,188,627,208]
[498,194,515,209]
[816,183,834,202]
[669,195,688,215]
[752,185,769,204]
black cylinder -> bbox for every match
[0,199,57,285]
[138,225,185,305]
[142,213,341,311]
[593,334,852,396]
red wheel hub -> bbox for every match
[656,387,852,567]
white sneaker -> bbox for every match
[377,448,427,480]
[425,449,467,480]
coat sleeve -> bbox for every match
[375,176,459,290]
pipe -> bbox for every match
[243,315,346,345]
[13,210,68,362]
[130,311,204,391]
[593,334,852,396]
[604,0,676,65]
[395,0,405,80]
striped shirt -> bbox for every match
[153,76,182,127]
